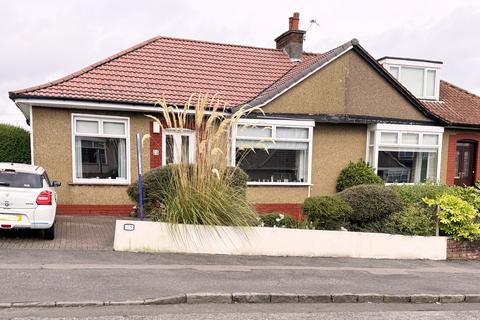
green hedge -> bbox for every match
[336,160,383,192]
[303,196,352,230]
[0,124,30,163]
[338,184,404,225]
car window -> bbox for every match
[0,171,43,188]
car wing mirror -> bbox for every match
[51,180,62,188]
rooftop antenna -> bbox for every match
[304,19,320,41]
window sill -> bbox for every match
[247,182,312,187]
[69,180,130,186]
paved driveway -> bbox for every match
[0,215,116,250]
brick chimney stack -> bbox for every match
[275,12,305,60]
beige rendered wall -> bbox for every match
[246,124,367,203]
[32,107,150,205]
[440,130,453,184]
[260,51,432,123]
[345,52,431,122]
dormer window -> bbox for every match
[378,57,442,101]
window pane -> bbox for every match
[377,150,437,183]
[402,133,419,144]
[165,135,174,165]
[380,132,398,144]
[426,70,436,96]
[104,122,125,135]
[368,130,375,145]
[237,139,308,150]
[76,120,98,134]
[389,66,400,79]
[236,148,308,183]
[401,67,424,97]
[276,127,308,139]
[423,134,439,145]
[237,125,272,138]
[75,137,127,179]
[181,135,190,163]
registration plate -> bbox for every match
[0,214,22,222]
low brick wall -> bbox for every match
[57,204,133,216]
[447,239,480,260]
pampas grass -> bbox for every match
[147,94,262,227]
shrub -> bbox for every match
[303,196,352,230]
[390,183,449,207]
[336,160,383,192]
[0,124,30,163]
[382,205,436,236]
[424,194,480,241]
[127,166,174,215]
[338,184,404,224]
[259,213,299,229]
[447,184,480,212]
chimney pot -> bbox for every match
[289,12,300,30]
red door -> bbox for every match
[454,142,476,186]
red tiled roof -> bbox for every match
[10,36,320,107]
[421,81,480,126]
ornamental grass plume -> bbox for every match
[146,94,263,227]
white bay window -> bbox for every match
[72,114,129,184]
[232,119,314,185]
[367,124,443,184]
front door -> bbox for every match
[455,142,476,186]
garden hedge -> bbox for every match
[303,196,352,230]
[0,124,30,163]
[336,160,383,192]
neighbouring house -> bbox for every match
[9,13,480,218]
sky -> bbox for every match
[1,0,479,129]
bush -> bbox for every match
[382,205,436,236]
[127,165,249,220]
[390,183,449,207]
[127,166,174,215]
[447,184,480,213]
[259,213,299,229]
[424,194,480,241]
[338,184,404,224]
[0,124,30,163]
[336,160,383,192]
[303,196,352,230]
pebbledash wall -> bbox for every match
[32,107,150,215]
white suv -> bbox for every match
[0,163,61,240]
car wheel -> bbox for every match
[42,223,55,240]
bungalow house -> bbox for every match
[9,13,480,217]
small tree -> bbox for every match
[336,160,383,192]
[0,124,31,163]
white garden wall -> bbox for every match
[113,220,447,260]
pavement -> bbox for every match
[3,303,480,319]
[0,215,115,250]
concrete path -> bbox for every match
[0,249,479,303]
[0,215,115,250]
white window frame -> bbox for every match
[387,64,440,100]
[71,114,130,185]
[231,118,314,186]
[162,129,196,165]
[366,123,443,184]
